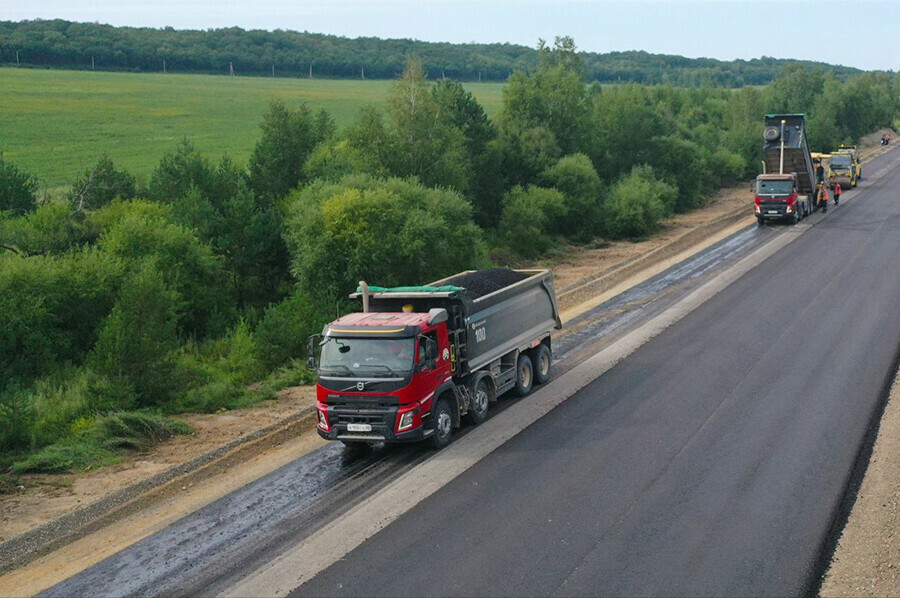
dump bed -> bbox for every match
[764,114,817,194]
[353,269,561,376]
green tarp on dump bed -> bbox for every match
[356,285,463,294]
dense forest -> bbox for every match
[0,19,864,86]
[1,38,897,475]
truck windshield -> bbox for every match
[831,155,851,168]
[319,337,415,376]
[756,179,793,195]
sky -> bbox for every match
[3,0,899,71]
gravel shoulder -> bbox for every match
[820,365,900,596]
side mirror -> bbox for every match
[306,334,321,371]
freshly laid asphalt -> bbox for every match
[295,162,900,596]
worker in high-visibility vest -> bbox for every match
[819,186,830,213]
[834,183,842,206]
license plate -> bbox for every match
[767,210,779,214]
[347,423,372,432]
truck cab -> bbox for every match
[754,173,808,224]
[311,310,453,444]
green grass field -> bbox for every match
[0,68,506,187]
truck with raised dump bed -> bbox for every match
[754,114,819,225]
[307,269,562,448]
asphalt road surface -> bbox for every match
[294,164,900,596]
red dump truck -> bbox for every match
[754,114,819,225]
[307,269,562,448]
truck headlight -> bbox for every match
[317,408,330,431]
[398,410,415,431]
[755,204,761,214]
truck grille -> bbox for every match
[325,395,399,407]
[336,412,385,425]
[759,201,787,214]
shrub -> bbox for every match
[255,291,330,370]
[0,250,122,387]
[172,321,265,413]
[303,139,381,182]
[68,155,136,211]
[11,412,192,474]
[0,202,95,255]
[541,154,603,242]
[98,202,231,337]
[89,261,181,407]
[605,166,677,238]
[0,159,38,215]
[0,385,34,452]
[499,185,568,259]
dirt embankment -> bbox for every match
[0,387,316,542]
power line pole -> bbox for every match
[229,62,235,76]
[478,71,481,83]
[16,50,20,66]
[272,64,275,77]
[163,58,166,73]
[309,63,312,78]
[361,66,365,79]
[91,56,95,70]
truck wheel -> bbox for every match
[430,397,453,449]
[514,355,534,397]
[757,217,765,227]
[533,344,552,385]
[467,379,490,425]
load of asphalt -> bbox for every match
[444,268,530,300]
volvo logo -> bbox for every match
[356,382,365,391]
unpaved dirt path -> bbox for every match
[0,387,316,542]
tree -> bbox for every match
[604,166,677,238]
[500,37,590,156]
[284,175,484,302]
[89,261,180,406]
[499,185,568,258]
[247,101,323,203]
[0,159,38,215]
[67,155,136,211]
[432,79,502,227]
[97,202,231,338]
[146,140,218,203]
[541,154,603,242]
[386,59,469,192]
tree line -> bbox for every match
[0,19,863,86]
[0,38,897,474]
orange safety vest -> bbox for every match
[834,183,842,194]
[820,189,830,202]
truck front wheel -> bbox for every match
[514,355,534,397]
[430,397,453,449]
